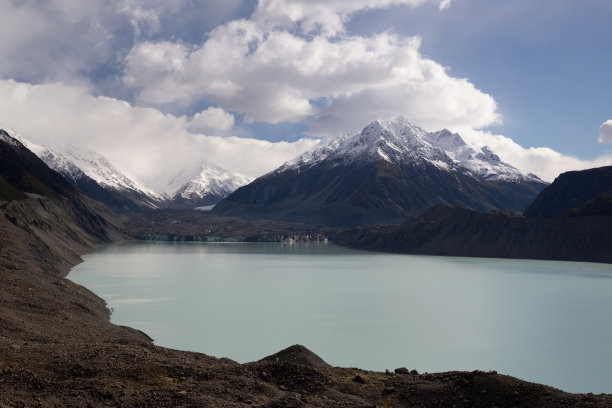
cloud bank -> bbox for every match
[124,17,499,136]
[0,79,317,193]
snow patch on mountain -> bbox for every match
[59,148,160,197]
[0,129,26,149]
[172,164,252,200]
[283,117,542,183]
[7,130,162,205]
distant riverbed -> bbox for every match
[69,241,612,394]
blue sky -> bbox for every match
[375,0,612,159]
[0,0,610,187]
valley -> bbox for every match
[1,125,612,406]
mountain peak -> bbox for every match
[173,163,252,201]
[213,117,548,226]
[283,117,542,184]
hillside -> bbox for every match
[524,166,612,217]
[0,130,75,201]
[336,205,612,263]
[337,166,612,263]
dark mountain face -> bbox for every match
[215,159,545,227]
[524,166,612,218]
[60,171,159,212]
[213,120,547,227]
[336,204,612,264]
[0,130,75,201]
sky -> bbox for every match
[0,0,611,191]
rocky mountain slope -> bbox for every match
[524,165,612,217]
[0,129,75,201]
[337,166,612,263]
[213,118,547,226]
[336,204,612,263]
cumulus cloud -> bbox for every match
[124,24,498,133]
[0,79,317,192]
[0,0,249,84]
[189,107,235,133]
[0,0,125,82]
[599,120,612,143]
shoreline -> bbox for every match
[72,239,611,396]
[2,197,612,407]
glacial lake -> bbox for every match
[69,241,612,394]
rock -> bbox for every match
[260,345,330,369]
[353,375,366,384]
[410,369,419,375]
[394,367,409,375]
[382,386,396,396]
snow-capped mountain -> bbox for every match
[213,118,548,226]
[285,117,541,183]
[46,149,158,196]
[6,130,162,211]
[7,129,249,211]
[168,164,252,209]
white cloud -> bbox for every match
[0,0,124,81]
[124,25,498,133]
[252,0,452,36]
[438,0,452,10]
[599,120,612,143]
[459,128,612,182]
[119,0,163,37]
[0,0,249,84]
[189,107,235,132]
[0,79,317,192]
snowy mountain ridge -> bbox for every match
[45,148,161,199]
[6,129,249,210]
[173,164,252,200]
[284,117,541,183]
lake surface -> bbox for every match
[69,241,612,394]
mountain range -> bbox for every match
[524,165,612,217]
[4,129,251,212]
[213,118,547,226]
[337,165,612,263]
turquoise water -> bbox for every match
[69,241,612,394]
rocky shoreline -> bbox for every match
[2,197,612,407]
